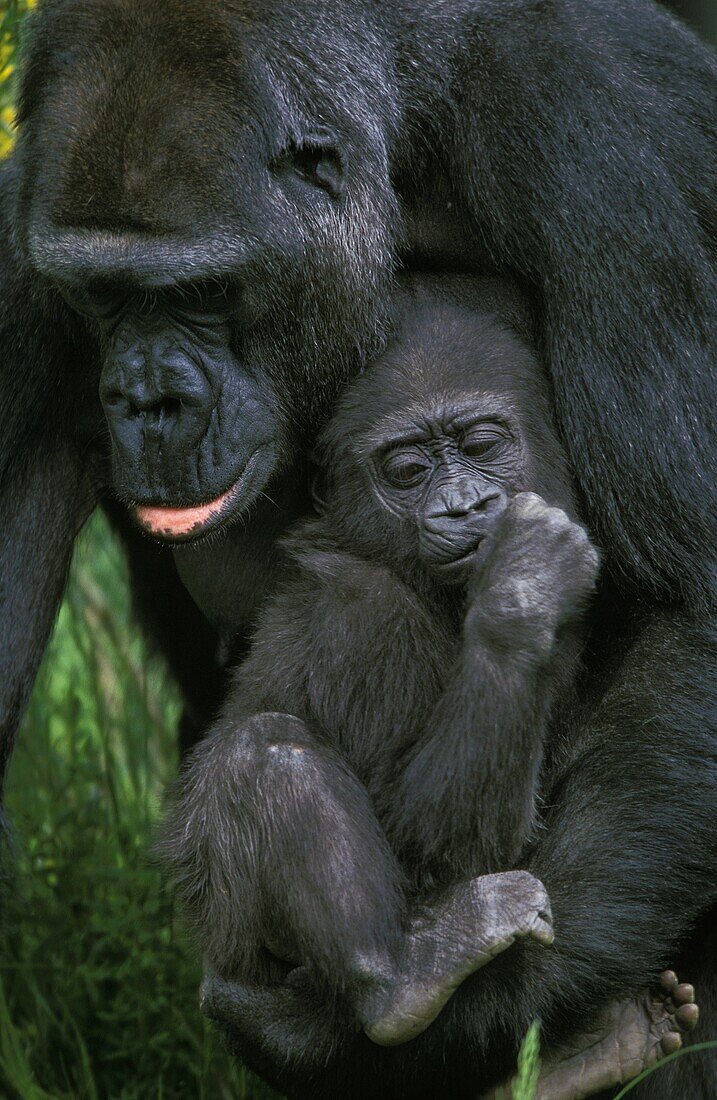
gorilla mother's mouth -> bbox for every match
[134,445,271,544]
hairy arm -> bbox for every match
[385,495,598,876]
[435,0,717,606]
[0,162,103,808]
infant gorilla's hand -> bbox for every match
[466,492,600,656]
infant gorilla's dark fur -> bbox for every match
[161,275,599,1047]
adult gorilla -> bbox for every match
[0,0,715,1097]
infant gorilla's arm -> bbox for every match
[385,492,599,880]
[161,549,553,1045]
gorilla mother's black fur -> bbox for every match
[0,1,716,1097]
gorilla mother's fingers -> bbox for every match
[480,970,700,1100]
[200,967,343,1069]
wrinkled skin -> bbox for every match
[1,1,716,1097]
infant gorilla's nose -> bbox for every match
[428,491,504,524]
[425,486,506,536]
[422,484,507,569]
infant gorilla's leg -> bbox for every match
[200,868,555,1052]
[364,872,554,1046]
[254,716,555,1044]
[211,713,406,994]
[160,709,406,993]
[165,711,553,1040]
[482,970,699,1100]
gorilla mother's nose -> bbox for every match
[100,331,213,460]
[102,336,211,431]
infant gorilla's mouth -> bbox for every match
[432,541,483,578]
[133,445,270,543]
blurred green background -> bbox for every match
[1,514,279,1099]
[1,9,276,1097]
[0,0,715,1097]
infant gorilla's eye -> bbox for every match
[382,451,430,489]
[460,428,507,459]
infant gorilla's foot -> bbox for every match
[363,870,553,1047]
[530,970,699,1100]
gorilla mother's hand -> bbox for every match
[199,964,357,1078]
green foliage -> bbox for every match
[1,0,34,156]
[0,514,278,1099]
[512,1022,541,1100]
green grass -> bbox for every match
[0,515,548,1100]
[0,513,278,1099]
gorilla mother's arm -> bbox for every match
[420,0,717,608]
[0,162,103,807]
[204,612,717,1098]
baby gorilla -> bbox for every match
[162,276,599,1047]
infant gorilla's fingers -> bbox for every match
[510,491,547,518]
[470,491,599,640]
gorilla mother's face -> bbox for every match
[17,0,399,540]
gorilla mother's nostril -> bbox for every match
[131,393,182,422]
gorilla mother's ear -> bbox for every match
[309,452,332,513]
[277,130,346,199]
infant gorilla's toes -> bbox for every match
[200,965,341,1069]
[363,870,553,1047]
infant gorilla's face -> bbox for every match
[370,398,526,580]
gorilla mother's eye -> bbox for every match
[381,449,431,489]
[59,281,125,323]
[274,133,345,199]
[460,424,510,460]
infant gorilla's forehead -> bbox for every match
[330,299,553,449]
[359,390,518,451]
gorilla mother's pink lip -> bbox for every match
[133,446,270,542]
[135,481,242,540]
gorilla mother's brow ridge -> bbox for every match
[29,225,250,287]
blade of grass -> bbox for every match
[614,1040,717,1098]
